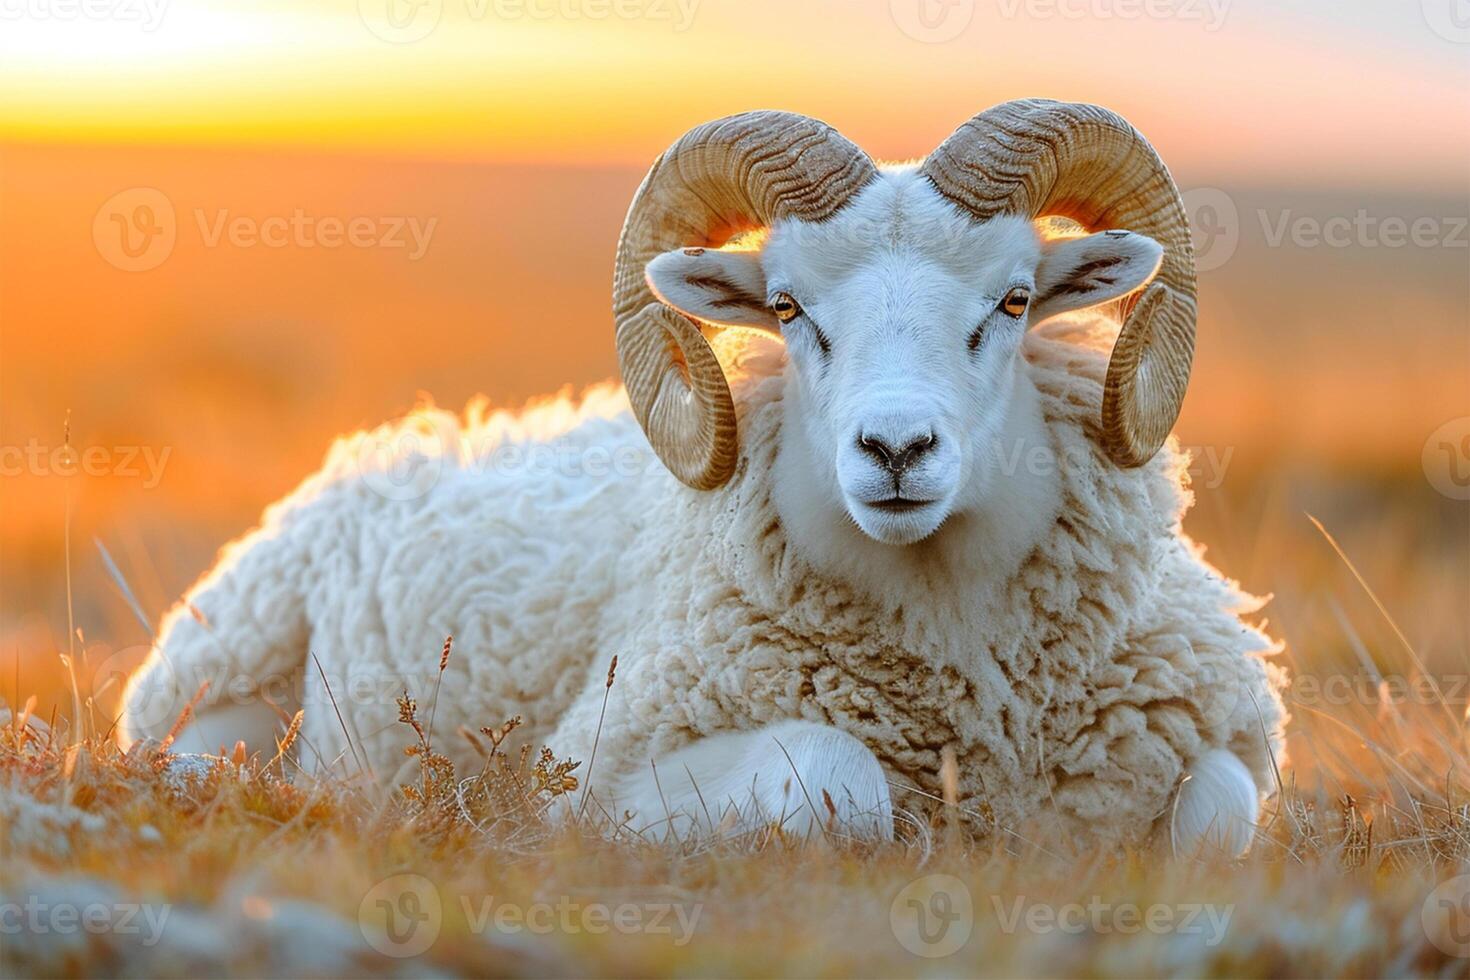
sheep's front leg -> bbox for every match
[610,721,893,842]
[1171,748,1260,859]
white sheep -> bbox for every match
[122,100,1287,856]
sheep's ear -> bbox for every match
[1030,231,1164,324]
[646,248,778,332]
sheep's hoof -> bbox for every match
[1171,748,1259,859]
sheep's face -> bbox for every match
[647,168,1163,546]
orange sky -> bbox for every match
[2,0,1467,188]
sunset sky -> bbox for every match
[2,0,1467,188]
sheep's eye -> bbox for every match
[1000,287,1031,318]
[770,292,802,324]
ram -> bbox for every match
[122,100,1286,856]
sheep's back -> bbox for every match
[297,387,677,780]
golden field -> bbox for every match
[0,143,1466,978]
[2,145,1466,739]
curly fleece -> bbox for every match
[123,316,1287,846]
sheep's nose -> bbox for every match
[858,429,937,475]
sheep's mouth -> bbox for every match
[846,492,950,546]
[865,497,936,514]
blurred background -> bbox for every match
[0,0,1466,780]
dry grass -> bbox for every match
[3,614,1470,977]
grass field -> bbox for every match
[1,151,1467,978]
[2,456,1469,976]
[2,630,1468,977]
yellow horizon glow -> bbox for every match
[1,0,1466,186]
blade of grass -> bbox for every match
[1307,513,1459,731]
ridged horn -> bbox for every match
[921,99,1197,467]
[614,111,878,490]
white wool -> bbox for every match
[122,316,1286,848]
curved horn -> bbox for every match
[920,100,1196,467]
[614,111,877,490]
